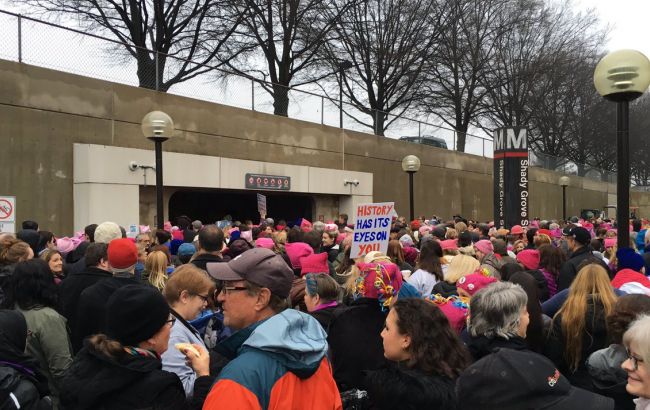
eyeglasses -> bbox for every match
[166,317,177,327]
[192,293,210,303]
[626,348,645,371]
[214,285,249,298]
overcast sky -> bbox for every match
[577,0,650,57]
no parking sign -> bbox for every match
[0,196,16,233]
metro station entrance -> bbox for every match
[168,188,314,224]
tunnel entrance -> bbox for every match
[168,188,315,225]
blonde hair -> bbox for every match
[445,254,480,284]
[145,250,169,292]
[553,264,617,371]
[445,229,458,240]
[534,234,551,247]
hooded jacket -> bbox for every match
[203,309,342,410]
[587,344,634,410]
[0,310,52,410]
[479,253,503,279]
[59,342,186,410]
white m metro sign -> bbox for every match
[494,128,527,151]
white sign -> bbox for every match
[350,202,396,259]
[0,222,15,234]
[257,193,267,216]
[127,224,139,239]
[0,196,16,223]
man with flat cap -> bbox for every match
[201,248,342,410]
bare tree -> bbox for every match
[479,0,603,131]
[630,95,650,186]
[221,0,355,116]
[20,0,244,91]
[320,0,442,135]
[421,0,508,152]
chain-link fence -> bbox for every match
[0,9,624,181]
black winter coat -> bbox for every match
[557,246,610,291]
[327,298,388,391]
[60,344,187,410]
[58,267,112,353]
[364,364,458,410]
[190,254,227,271]
[544,296,610,391]
[0,365,52,410]
[74,276,142,351]
[432,281,458,298]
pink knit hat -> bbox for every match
[516,249,540,270]
[354,262,403,310]
[285,242,314,269]
[457,273,498,297]
[300,219,313,233]
[604,238,617,248]
[56,237,76,255]
[440,239,458,251]
[474,240,493,255]
[300,252,329,276]
[430,297,468,334]
[255,237,274,249]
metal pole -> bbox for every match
[251,79,255,111]
[418,121,421,137]
[17,15,22,63]
[408,171,415,222]
[155,51,159,91]
[321,96,324,125]
[339,69,343,128]
[154,139,165,229]
[617,100,630,250]
[562,185,567,222]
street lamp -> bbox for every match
[141,111,175,230]
[559,176,570,222]
[594,50,650,250]
[401,155,421,222]
[339,60,353,129]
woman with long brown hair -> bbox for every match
[545,263,617,391]
[407,240,443,298]
[538,244,565,298]
[386,240,413,273]
[364,298,469,409]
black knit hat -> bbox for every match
[457,348,613,410]
[106,285,170,346]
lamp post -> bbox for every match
[401,155,421,222]
[339,60,353,129]
[141,111,175,230]
[559,176,570,222]
[594,50,650,250]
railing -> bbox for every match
[0,8,625,181]
[0,9,495,158]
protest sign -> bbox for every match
[257,193,267,216]
[350,202,396,259]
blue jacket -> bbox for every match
[203,309,342,410]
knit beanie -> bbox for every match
[457,273,498,297]
[617,248,645,272]
[516,249,540,270]
[474,240,494,255]
[95,222,122,244]
[106,285,169,346]
[107,238,138,272]
[300,252,329,276]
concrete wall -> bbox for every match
[0,59,643,234]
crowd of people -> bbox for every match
[1,213,650,409]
